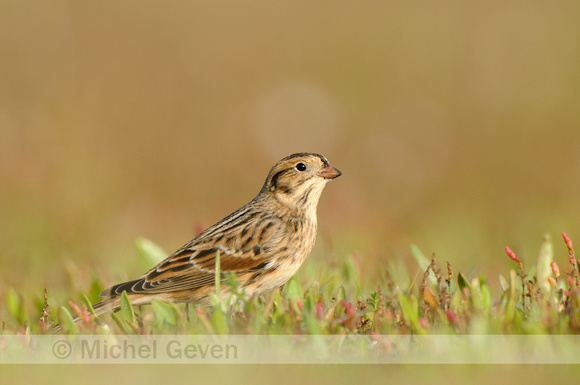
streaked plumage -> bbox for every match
[88,152,341,318]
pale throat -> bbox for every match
[296,180,327,219]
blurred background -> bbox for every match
[1,1,580,299]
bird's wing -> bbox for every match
[104,214,285,297]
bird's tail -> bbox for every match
[91,297,123,318]
[52,296,122,333]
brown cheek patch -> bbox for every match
[269,168,290,190]
[278,184,293,194]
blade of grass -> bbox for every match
[110,312,131,334]
[457,272,471,291]
[135,237,167,269]
[58,306,79,334]
[120,291,136,323]
[411,244,437,285]
[536,234,553,293]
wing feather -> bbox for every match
[106,214,283,297]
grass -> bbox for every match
[2,233,580,337]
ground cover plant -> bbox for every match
[2,232,579,337]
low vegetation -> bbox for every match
[2,233,579,336]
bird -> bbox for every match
[76,152,341,322]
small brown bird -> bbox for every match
[88,152,341,319]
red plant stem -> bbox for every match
[505,247,526,308]
[563,232,575,255]
[562,232,579,287]
[551,261,560,278]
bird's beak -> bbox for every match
[318,163,342,180]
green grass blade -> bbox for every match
[410,244,436,285]
[282,278,304,301]
[398,293,418,326]
[6,288,27,325]
[81,293,98,318]
[58,306,79,334]
[499,274,509,292]
[152,300,179,327]
[110,312,131,334]
[210,309,228,335]
[120,291,135,323]
[135,237,167,269]
[457,272,471,291]
[536,234,553,293]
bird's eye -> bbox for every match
[295,163,307,171]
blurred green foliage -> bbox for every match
[4,235,580,338]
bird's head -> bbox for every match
[260,153,341,216]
